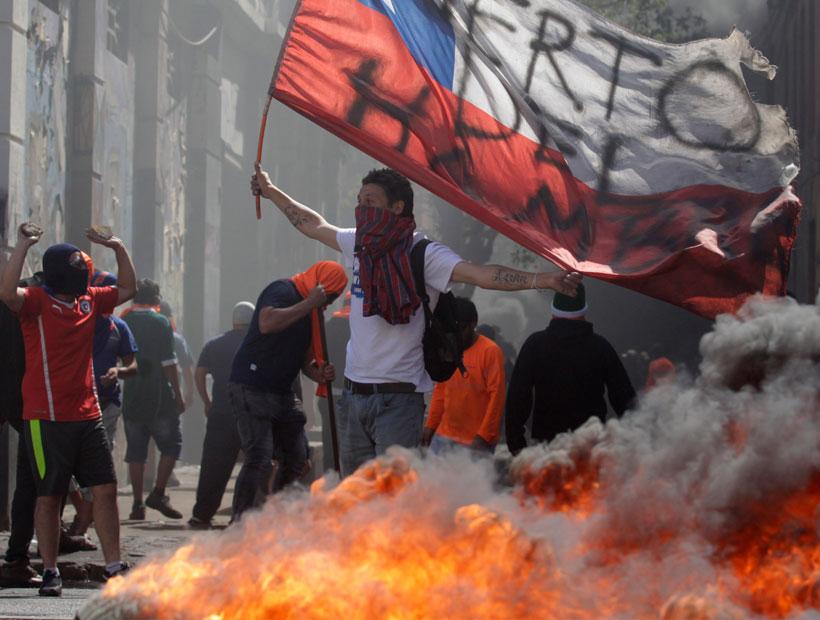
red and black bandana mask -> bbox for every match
[354,205,420,325]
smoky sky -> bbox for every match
[675,0,769,36]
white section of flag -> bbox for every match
[438,0,798,196]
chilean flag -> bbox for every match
[271,0,801,319]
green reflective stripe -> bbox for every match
[29,420,46,480]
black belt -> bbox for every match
[344,378,416,395]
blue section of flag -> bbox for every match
[356,0,455,90]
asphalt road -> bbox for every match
[0,464,229,620]
[0,587,94,620]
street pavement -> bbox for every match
[0,464,231,620]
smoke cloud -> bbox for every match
[79,293,820,619]
[677,0,769,36]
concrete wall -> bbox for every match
[763,0,820,303]
[0,0,29,254]
[0,0,380,504]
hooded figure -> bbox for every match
[505,284,637,454]
[291,260,348,398]
[227,260,347,521]
[42,244,90,297]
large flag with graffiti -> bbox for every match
[270,0,801,319]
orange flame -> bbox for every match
[94,455,570,620]
[716,474,820,617]
[81,433,820,620]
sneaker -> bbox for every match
[129,503,146,520]
[38,570,62,597]
[0,560,42,587]
[145,491,183,519]
[188,516,211,530]
[103,561,131,581]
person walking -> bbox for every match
[506,284,636,456]
[188,301,255,529]
[121,279,186,521]
[229,261,346,521]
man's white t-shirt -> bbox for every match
[337,229,463,393]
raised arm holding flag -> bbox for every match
[251,163,580,476]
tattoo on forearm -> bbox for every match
[491,269,528,288]
[283,205,312,228]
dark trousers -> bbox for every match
[228,383,307,521]
[191,411,241,522]
[5,428,35,564]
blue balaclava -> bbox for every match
[42,243,89,297]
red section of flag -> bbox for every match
[271,0,800,319]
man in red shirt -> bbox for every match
[0,223,137,596]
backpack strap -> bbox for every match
[410,238,433,323]
[411,239,469,380]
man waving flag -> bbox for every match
[270,0,800,319]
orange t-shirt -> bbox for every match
[425,334,506,445]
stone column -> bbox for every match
[131,0,168,278]
[0,0,27,255]
[65,0,106,250]
[182,51,222,463]
[0,0,28,531]
[185,52,222,360]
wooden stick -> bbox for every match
[255,94,273,220]
[316,307,341,473]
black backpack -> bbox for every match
[410,239,468,382]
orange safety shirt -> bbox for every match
[425,334,506,445]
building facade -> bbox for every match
[0,0,378,519]
[761,0,820,302]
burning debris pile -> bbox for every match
[80,294,820,620]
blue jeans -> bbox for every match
[336,388,426,477]
[229,382,307,520]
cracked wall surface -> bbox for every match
[23,0,68,270]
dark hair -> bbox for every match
[159,300,173,317]
[475,323,497,340]
[361,168,414,217]
[454,297,478,325]
[134,278,161,304]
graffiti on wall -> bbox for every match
[91,51,136,274]
[158,98,187,324]
[24,1,69,269]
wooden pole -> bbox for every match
[254,94,273,220]
[316,308,341,473]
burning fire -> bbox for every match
[79,295,820,620]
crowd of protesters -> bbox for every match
[0,165,679,594]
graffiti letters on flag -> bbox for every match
[272,0,800,318]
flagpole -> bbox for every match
[316,307,342,473]
[254,93,273,220]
